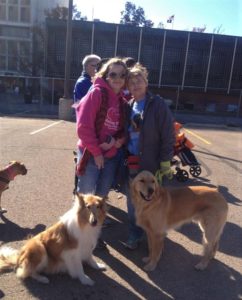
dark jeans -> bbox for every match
[77,148,120,197]
[124,178,144,241]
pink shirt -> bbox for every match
[76,77,124,157]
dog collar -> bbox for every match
[5,165,16,181]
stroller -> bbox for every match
[172,122,202,182]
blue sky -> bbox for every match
[74,0,241,37]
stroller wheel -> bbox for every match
[176,169,189,182]
[189,165,201,177]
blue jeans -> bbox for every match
[124,179,144,241]
[77,148,119,197]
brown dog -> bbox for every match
[0,161,27,214]
[0,193,107,285]
[130,170,228,272]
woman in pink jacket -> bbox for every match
[75,57,127,197]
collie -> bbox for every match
[0,193,107,285]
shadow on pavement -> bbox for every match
[0,214,46,244]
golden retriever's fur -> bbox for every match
[131,171,228,272]
[0,161,27,214]
[0,193,107,285]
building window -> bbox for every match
[19,40,30,56]
[0,40,6,69]
[20,6,30,22]
[20,0,30,5]
[8,55,18,70]
[0,40,6,54]
[7,40,18,71]
[0,0,6,21]
[0,55,6,69]
[8,5,18,21]
[1,25,30,38]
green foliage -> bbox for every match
[120,1,154,27]
[44,4,86,20]
[44,5,68,20]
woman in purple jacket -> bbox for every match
[75,58,128,197]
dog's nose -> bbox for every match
[91,219,97,226]
[148,187,154,196]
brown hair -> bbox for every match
[95,57,128,80]
[127,63,148,85]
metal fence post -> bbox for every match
[204,35,214,92]
[51,78,54,105]
[91,22,95,54]
[181,32,190,90]
[175,86,180,112]
[137,28,143,62]
[227,37,238,95]
[59,0,73,121]
[158,30,166,88]
[114,25,119,56]
[237,89,242,118]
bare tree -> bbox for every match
[213,24,225,34]
[157,22,165,29]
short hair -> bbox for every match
[123,57,136,68]
[82,54,101,70]
[127,63,148,85]
[96,57,110,72]
[95,57,128,79]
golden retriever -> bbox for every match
[131,170,228,272]
[0,161,27,214]
[0,193,107,285]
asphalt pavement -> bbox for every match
[0,106,241,300]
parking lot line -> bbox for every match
[184,128,211,145]
[30,120,63,135]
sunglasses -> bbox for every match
[107,72,127,79]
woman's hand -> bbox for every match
[94,154,104,169]
[115,137,125,148]
[99,137,115,151]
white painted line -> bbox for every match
[30,120,62,135]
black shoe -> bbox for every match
[96,238,107,249]
[122,236,143,250]
[102,218,112,228]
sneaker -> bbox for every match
[102,218,112,228]
[123,236,143,250]
[95,238,107,249]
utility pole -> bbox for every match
[64,0,73,99]
[59,0,73,120]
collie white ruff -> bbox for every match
[0,193,107,285]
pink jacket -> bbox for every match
[76,77,125,157]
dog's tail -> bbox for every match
[0,246,19,271]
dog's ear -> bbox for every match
[75,193,85,208]
[102,195,108,201]
[154,176,162,198]
[98,196,108,212]
[129,176,137,192]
